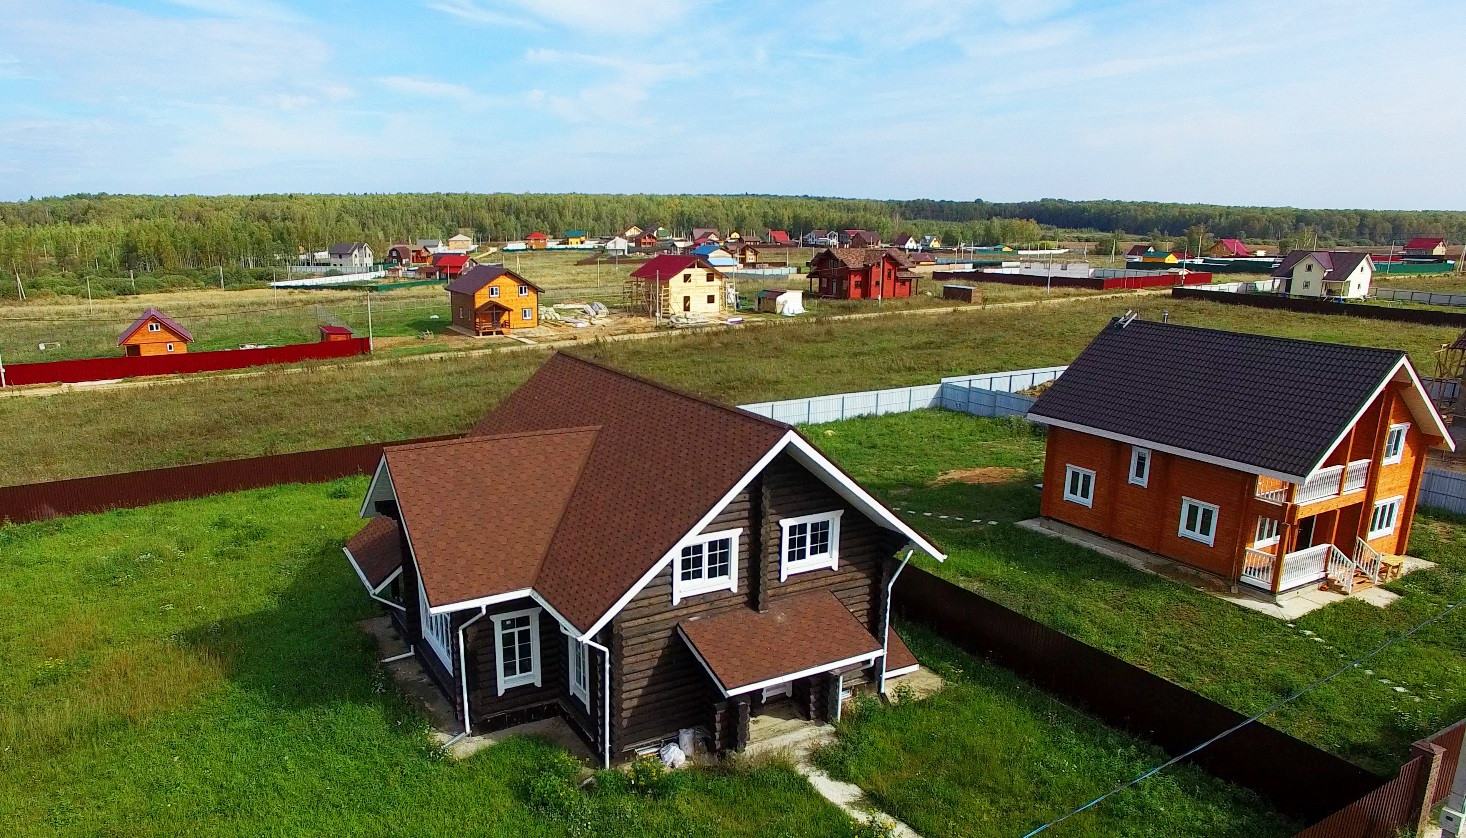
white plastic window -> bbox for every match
[673,528,740,604]
[779,511,842,580]
[1063,465,1095,507]
[1179,498,1219,546]
[492,608,541,694]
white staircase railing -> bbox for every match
[1353,538,1384,585]
[1241,548,1277,590]
[1326,544,1362,594]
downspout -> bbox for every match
[580,635,613,768]
[445,606,489,747]
[877,550,914,695]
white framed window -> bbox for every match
[491,607,541,695]
[1063,465,1095,507]
[1254,516,1281,548]
[1129,447,1151,487]
[521,308,533,320]
[1178,497,1219,546]
[779,511,842,580]
[518,284,529,296]
[418,577,453,670]
[147,321,161,332]
[673,528,741,604]
[165,343,175,352]
[1383,423,1409,465]
[1369,496,1404,539]
[567,634,589,707]
[489,285,500,297]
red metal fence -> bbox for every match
[0,337,371,387]
[893,566,1464,834]
[0,433,455,524]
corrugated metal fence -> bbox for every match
[737,365,1064,424]
[1421,468,1466,515]
[1375,287,1466,307]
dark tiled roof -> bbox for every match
[345,516,403,591]
[462,354,792,631]
[117,307,193,345]
[1271,249,1371,281]
[1028,319,1407,480]
[445,263,542,295]
[677,591,882,693]
[385,427,601,608]
[329,242,368,257]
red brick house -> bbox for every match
[808,248,918,300]
[343,353,940,764]
[1028,318,1453,598]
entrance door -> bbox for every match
[1295,517,1315,550]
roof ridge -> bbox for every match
[388,425,602,453]
[1127,318,1405,360]
[552,352,794,431]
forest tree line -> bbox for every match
[2,192,1463,279]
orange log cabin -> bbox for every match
[117,308,192,356]
[447,264,543,336]
[1028,318,1453,598]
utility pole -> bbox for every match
[86,277,92,312]
[219,265,225,290]
[14,270,24,301]
[366,290,374,352]
[130,269,135,292]
[0,348,7,388]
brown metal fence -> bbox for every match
[0,434,458,524]
[892,566,1462,833]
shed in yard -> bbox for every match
[942,284,982,303]
[319,324,355,342]
[755,288,804,315]
[118,308,192,356]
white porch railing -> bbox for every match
[1241,548,1277,590]
[1342,460,1370,494]
[1256,486,1289,504]
[1278,543,1331,590]
[1298,465,1346,504]
[1326,544,1363,594]
[1353,538,1384,585]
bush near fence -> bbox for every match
[1172,286,1466,327]
[0,337,371,387]
[893,567,1465,835]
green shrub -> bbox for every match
[851,815,898,838]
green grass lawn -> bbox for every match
[0,479,861,838]
[813,410,1466,775]
[1,296,1457,486]
[818,623,1297,838]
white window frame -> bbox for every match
[521,308,533,320]
[566,633,590,708]
[1368,496,1404,539]
[1129,446,1151,488]
[417,577,453,670]
[1063,465,1095,508]
[489,285,500,298]
[491,607,542,695]
[1178,497,1219,547]
[1383,423,1409,465]
[147,321,161,332]
[779,510,843,581]
[1254,516,1281,548]
[518,284,529,296]
[165,343,175,352]
[672,527,741,605]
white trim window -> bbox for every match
[518,284,529,296]
[1063,465,1095,507]
[673,528,740,604]
[491,607,542,695]
[521,308,533,320]
[1369,496,1404,539]
[1254,516,1281,548]
[567,634,590,707]
[418,578,453,670]
[1383,423,1409,465]
[1129,447,1151,487]
[147,321,161,332]
[1178,497,1219,546]
[489,285,500,298]
[779,511,842,581]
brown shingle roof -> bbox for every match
[815,247,912,270]
[344,516,403,592]
[678,591,883,694]
[445,263,543,295]
[886,626,918,673]
[385,427,601,608]
[462,353,791,631]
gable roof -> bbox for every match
[813,247,913,270]
[768,230,791,243]
[565,229,586,237]
[1125,244,1149,257]
[445,263,543,295]
[526,232,548,240]
[344,516,404,593]
[329,242,368,257]
[1029,319,1450,482]
[1213,238,1251,257]
[1271,249,1372,281]
[630,253,720,280]
[892,233,916,247]
[117,307,193,345]
[376,353,941,634]
[1406,237,1446,250]
[431,252,471,268]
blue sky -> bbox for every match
[1,0,1462,209]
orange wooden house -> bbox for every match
[446,264,543,336]
[1028,318,1453,598]
[117,308,192,356]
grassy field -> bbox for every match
[819,623,1296,838]
[2,296,1458,486]
[814,410,1466,774]
[0,479,865,838]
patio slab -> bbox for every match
[1017,518,1432,619]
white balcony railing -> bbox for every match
[1297,465,1346,504]
[1256,486,1289,504]
[1342,459,1370,494]
[1278,543,1331,590]
[1240,548,1277,590]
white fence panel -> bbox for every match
[1420,467,1466,514]
[941,365,1067,393]
[738,367,1057,425]
[271,270,387,288]
[1375,288,1466,308]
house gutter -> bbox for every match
[580,634,613,768]
[446,606,489,747]
[877,550,914,695]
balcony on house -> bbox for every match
[1241,537,1385,596]
[1256,460,1370,505]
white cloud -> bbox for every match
[379,75,478,100]
[428,0,693,32]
